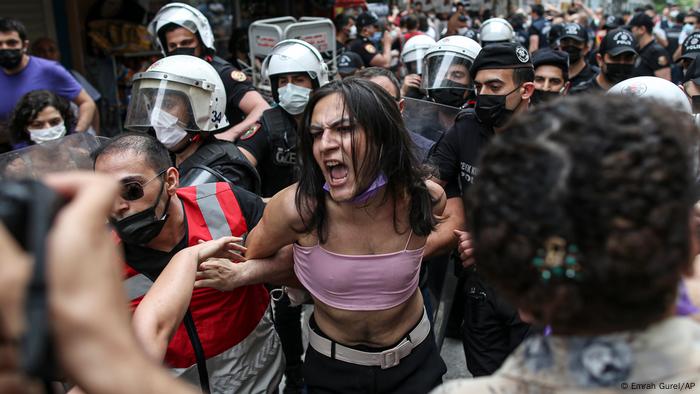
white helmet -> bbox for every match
[607,76,692,115]
[125,55,229,134]
[148,2,215,56]
[401,34,436,75]
[262,39,330,102]
[421,35,481,106]
[479,18,515,46]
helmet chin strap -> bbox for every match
[172,133,202,155]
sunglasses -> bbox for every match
[120,169,167,201]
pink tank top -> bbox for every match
[292,231,424,311]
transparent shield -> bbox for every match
[0,133,109,180]
[402,97,460,142]
[421,52,475,92]
[124,79,200,133]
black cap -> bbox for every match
[680,32,700,62]
[337,51,363,75]
[683,57,700,84]
[604,15,624,29]
[532,48,570,79]
[548,23,566,44]
[628,12,654,32]
[356,12,379,30]
[470,43,533,79]
[599,28,638,56]
[560,23,587,42]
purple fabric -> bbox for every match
[676,281,700,316]
[0,56,82,122]
[323,172,388,204]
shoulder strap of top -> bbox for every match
[404,228,414,251]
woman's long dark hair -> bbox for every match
[295,78,437,243]
[9,90,74,145]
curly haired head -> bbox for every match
[9,90,74,145]
[466,95,696,334]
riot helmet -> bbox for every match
[401,34,436,75]
[148,2,216,57]
[125,55,229,149]
[607,76,692,114]
[479,18,516,47]
[421,35,481,107]
[262,39,329,114]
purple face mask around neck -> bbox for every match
[323,172,388,204]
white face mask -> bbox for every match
[28,122,66,144]
[151,109,188,150]
[278,83,312,115]
[349,25,357,40]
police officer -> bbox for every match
[348,12,394,68]
[430,43,534,377]
[237,39,329,198]
[628,12,672,81]
[148,2,269,142]
[531,48,570,105]
[681,58,700,114]
[570,28,638,94]
[528,4,549,52]
[124,55,260,193]
[422,35,482,110]
[559,23,596,89]
[235,40,329,392]
[400,34,436,99]
[677,31,700,73]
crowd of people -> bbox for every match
[2,0,700,393]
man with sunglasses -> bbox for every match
[93,133,288,393]
[429,43,534,377]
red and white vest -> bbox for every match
[123,182,271,370]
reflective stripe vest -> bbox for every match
[123,182,270,369]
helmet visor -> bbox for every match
[125,78,200,133]
[421,53,475,92]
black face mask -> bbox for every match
[561,45,582,63]
[530,89,562,105]
[691,95,700,114]
[110,179,171,245]
[475,85,521,128]
[168,47,197,57]
[0,49,23,69]
[429,80,471,108]
[603,63,634,85]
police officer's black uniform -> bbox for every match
[178,136,261,194]
[236,106,297,198]
[569,74,604,94]
[430,109,531,376]
[633,39,671,77]
[569,63,597,89]
[208,55,258,127]
[348,36,380,68]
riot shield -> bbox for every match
[0,133,108,180]
[402,97,460,143]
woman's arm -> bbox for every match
[245,184,307,259]
[426,179,447,217]
[132,237,246,361]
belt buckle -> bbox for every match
[379,348,401,369]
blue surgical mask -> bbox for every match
[684,23,695,34]
[371,31,382,45]
[278,83,312,115]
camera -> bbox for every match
[0,179,65,381]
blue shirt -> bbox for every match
[0,56,82,122]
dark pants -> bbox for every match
[303,316,446,394]
[274,295,304,365]
[462,271,531,376]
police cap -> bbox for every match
[470,42,533,79]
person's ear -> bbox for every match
[22,40,29,52]
[595,52,603,68]
[561,81,571,95]
[398,98,405,114]
[521,82,535,99]
[165,167,180,193]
